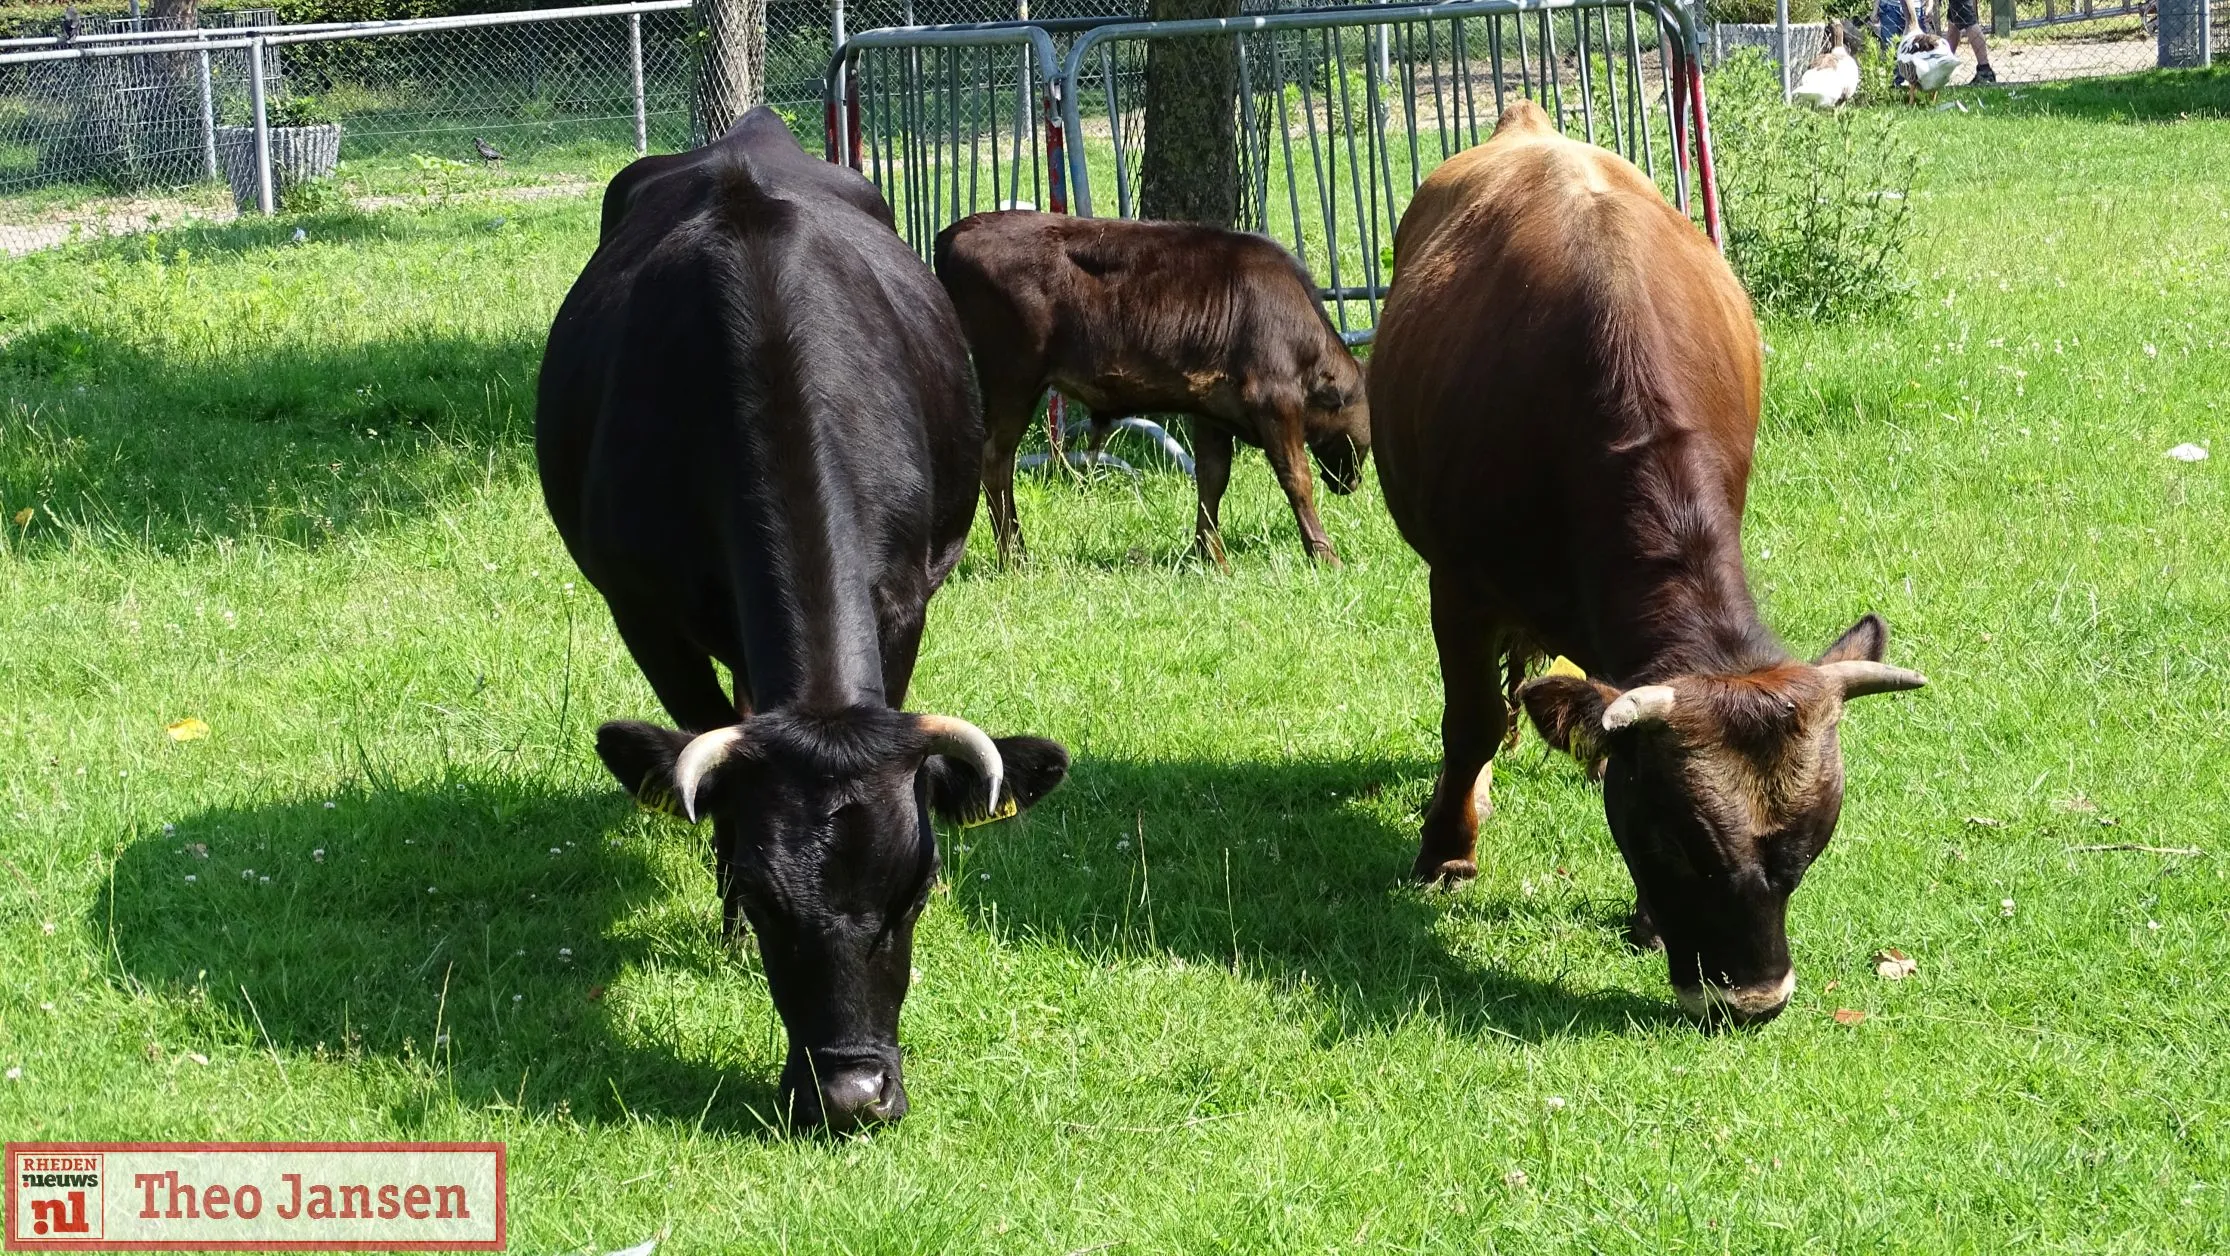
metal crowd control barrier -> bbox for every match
[824,0,1718,457]
[827,0,1717,341]
[1059,0,1718,338]
[824,17,1124,456]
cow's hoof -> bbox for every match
[1412,857,1478,886]
[1626,910,1663,952]
[1312,548,1343,569]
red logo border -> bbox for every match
[6,1143,505,1252]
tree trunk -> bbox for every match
[150,0,197,28]
[694,0,765,142]
[1138,0,1240,227]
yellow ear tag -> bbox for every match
[633,775,689,820]
[959,794,1019,829]
[1545,655,1587,680]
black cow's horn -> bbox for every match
[1819,660,1928,699]
[673,725,750,823]
[918,714,1003,813]
[1602,684,1678,732]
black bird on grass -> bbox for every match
[472,137,505,165]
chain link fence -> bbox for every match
[1697,0,2217,89]
[2,0,2217,253]
[2,1,700,252]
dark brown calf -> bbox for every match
[1371,102,1926,1026]
[933,211,1370,568]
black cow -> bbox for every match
[536,109,1070,1129]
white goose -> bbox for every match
[1895,0,1960,104]
[1791,20,1861,109]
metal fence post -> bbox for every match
[831,0,847,146]
[1775,0,1790,100]
[198,46,218,181]
[629,13,648,154]
[249,35,275,214]
[2156,0,2211,65]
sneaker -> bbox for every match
[1973,63,1998,83]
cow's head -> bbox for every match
[1518,616,1924,1026]
[1305,351,1371,495]
[595,706,1068,1130]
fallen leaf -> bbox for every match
[586,985,606,1002]
[1873,948,1918,980]
[165,718,210,742]
[11,507,32,527]
[1545,656,1586,679]
[183,1052,210,1066]
[1823,980,1840,993]
[1833,1008,1867,1026]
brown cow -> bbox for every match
[1370,102,1926,1026]
[933,211,1370,568]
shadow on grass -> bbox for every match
[97,751,1660,1139]
[954,754,1670,1045]
[99,780,787,1136]
[1,323,546,553]
[1996,65,2230,122]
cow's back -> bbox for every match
[1370,103,1760,649]
[537,110,980,675]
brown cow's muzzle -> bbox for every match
[1312,434,1366,495]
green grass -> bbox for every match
[3,72,2228,1252]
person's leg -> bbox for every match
[1947,0,1995,80]
[1964,24,1995,80]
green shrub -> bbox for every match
[279,173,346,213]
[1707,0,1828,25]
[1708,50,1920,321]
[269,94,338,128]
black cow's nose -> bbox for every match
[817,1068,903,1131]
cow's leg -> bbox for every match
[980,384,1039,566]
[1191,421,1234,572]
[876,597,928,711]
[1413,575,1506,884]
[1261,417,1340,567]
[1081,409,1114,460]
[1628,885,1665,952]
[609,609,738,734]
[606,610,749,937]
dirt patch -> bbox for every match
[0,194,240,256]
[1990,36,2156,83]
[0,178,599,257]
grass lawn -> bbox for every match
[2,68,2227,1252]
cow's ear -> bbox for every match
[922,735,1069,826]
[1815,613,1889,666]
[1518,675,1622,763]
[595,721,698,820]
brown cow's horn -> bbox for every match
[1602,684,1678,732]
[1819,660,1928,699]
[919,714,1003,813]
[673,725,750,823]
